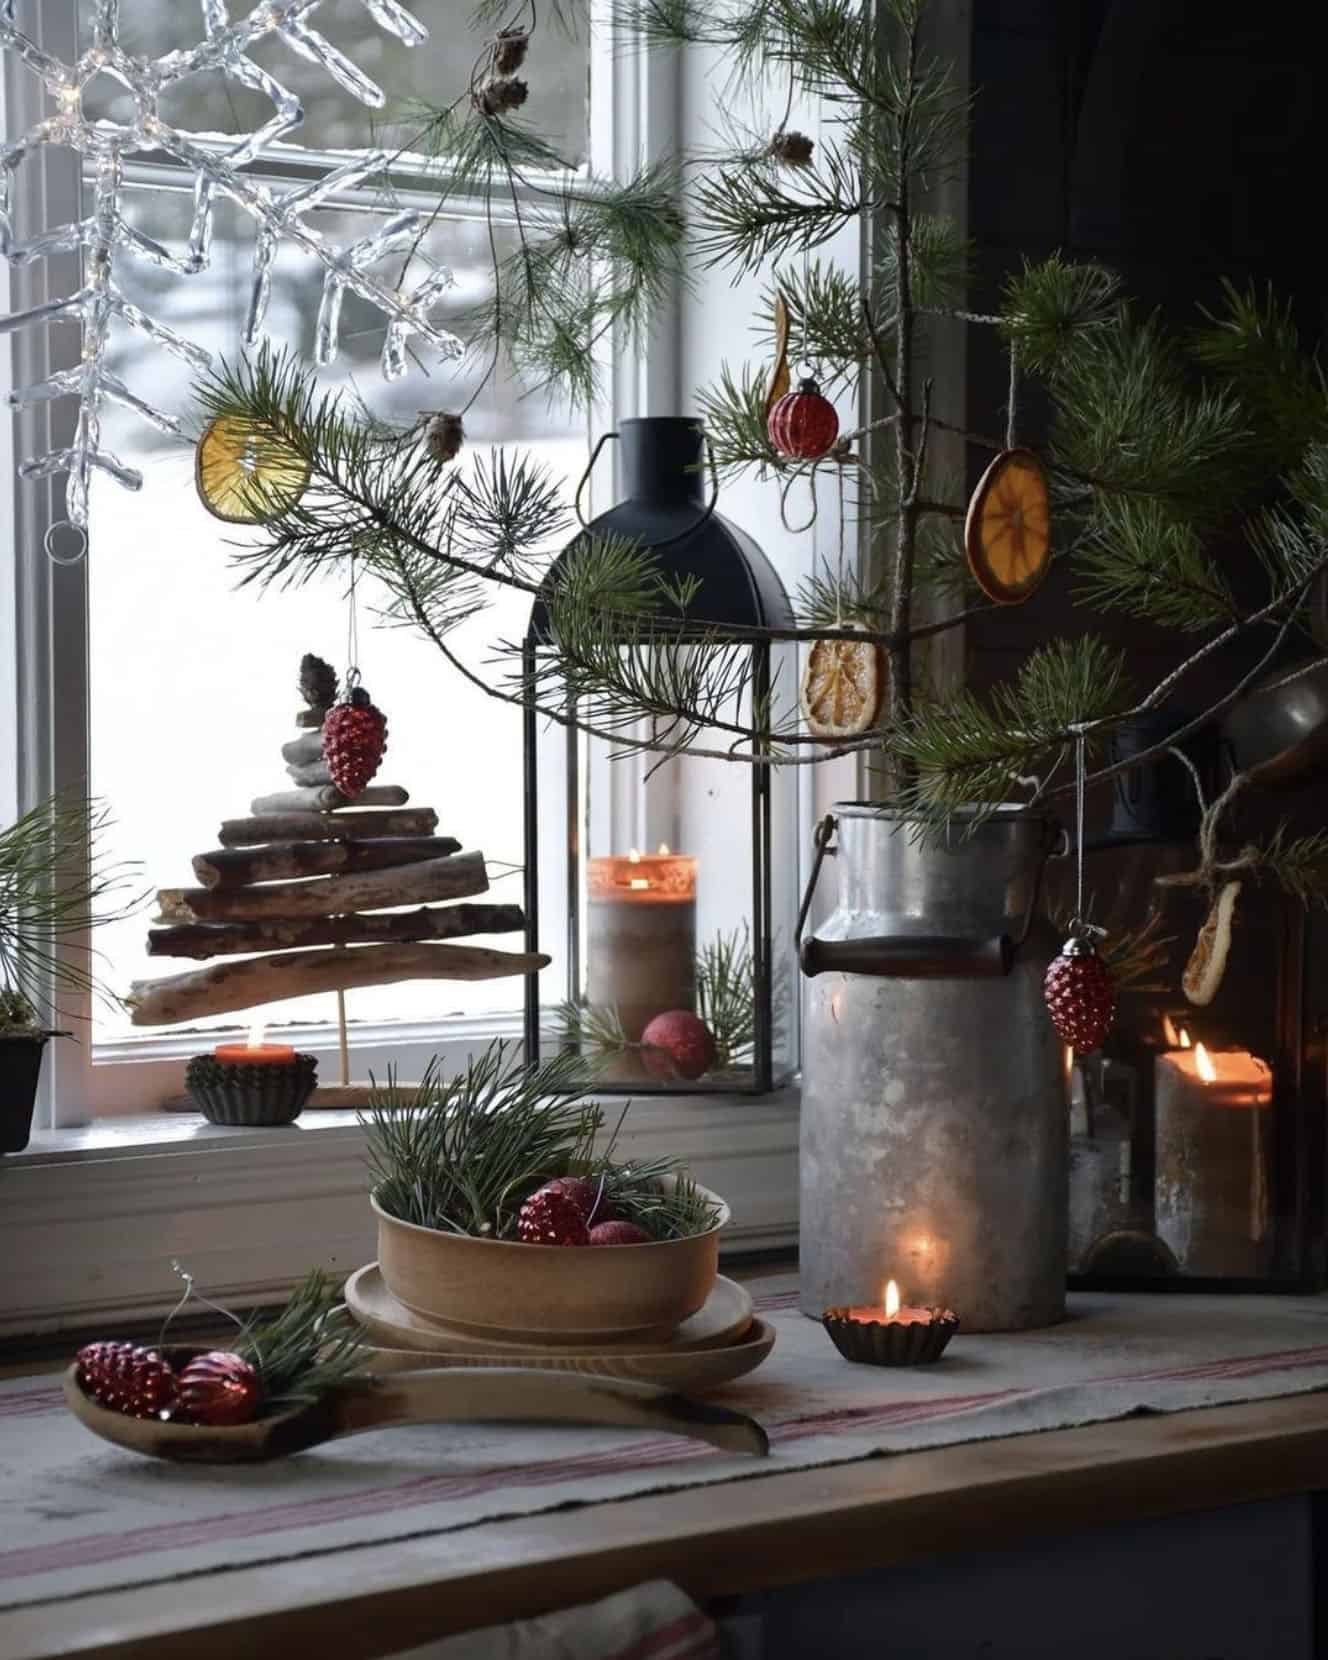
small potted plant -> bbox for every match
[1,795,141,1153]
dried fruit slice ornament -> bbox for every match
[800,628,885,738]
[964,447,1052,604]
[763,293,792,421]
[1182,880,1241,1006]
[195,415,310,525]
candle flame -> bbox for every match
[1162,1014,1179,1046]
[246,1019,265,1051]
[884,1280,900,1318]
[627,848,641,863]
[1195,1041,1217,1084]
[658,842,671,855]
[1179,1027,1192,1049]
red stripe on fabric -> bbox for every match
[605,1609,711,1660]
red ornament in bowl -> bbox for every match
[641,1010,717,1082]
[588,1220,652,1246]
[767,377,839,460]
[516,1184,591,1245]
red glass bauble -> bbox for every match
[1043,937,1115,1054]
[767,377,839,460]
[547,1175,608,1223]
[588,1220,652,1246]
[176,1350,262,1426]
[641,1010,718,1082]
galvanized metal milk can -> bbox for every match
[798,804,1067,1332]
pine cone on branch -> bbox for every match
[298,654,339,713]
[493,28,529,74]
[768,129,815,168]
[474,77,529,117]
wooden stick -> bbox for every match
[147,902,527,960]
[295,709,324,729]
[218,809,438,847]
[193,836,460,890]
[158,851,488,923]
[250,785,409,814]
[128,942,551,1025]
[337,989,350,1088]
[281,732,326,766]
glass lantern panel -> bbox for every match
[533,641,797,1094]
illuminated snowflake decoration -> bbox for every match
[0,0,464,536]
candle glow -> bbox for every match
[1194,1041,1217,1084]
[884,1279,900,1319]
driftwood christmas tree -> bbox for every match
[128,656,545,1062]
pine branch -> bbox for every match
[1000,254,1121,374]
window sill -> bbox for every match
[0,1090,800,1339]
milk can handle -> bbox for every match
[795,813,1055,980]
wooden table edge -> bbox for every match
[5,1389,1328,1660]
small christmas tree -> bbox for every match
[128,656,542,1077]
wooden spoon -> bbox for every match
[63,1363,769,1465]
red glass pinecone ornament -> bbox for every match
[76,1342,178,1419]
[1043,936,1115,1054]
[767,377,839,460]
[516,1184,590,1246]
[176,1350,261,1426]
[547,1175,606,1223]
[321,685,387,798]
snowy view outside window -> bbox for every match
[79,3,589,1043]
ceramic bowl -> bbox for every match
[372,1179,729,1345]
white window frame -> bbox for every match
[0,0,801,1337]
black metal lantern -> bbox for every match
[522,417,797,1093]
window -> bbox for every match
[5,0,595,1118]
[0,0,812,1333]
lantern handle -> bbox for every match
[573,431,721,550]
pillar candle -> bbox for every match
[1154,1044,1273,1277]
[585,850,697,1041]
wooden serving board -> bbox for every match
[356,1321,776,1393]
[345,1264,754,1357]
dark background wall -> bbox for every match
[965,0,1327,697]
[961,3,1328,1270]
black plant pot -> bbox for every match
[0,1032,50,1154]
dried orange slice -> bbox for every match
[964,447,1051,604]
[1182,880,1240,1006]
[195,415,310,524]
[800,628,885,737]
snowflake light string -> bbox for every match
[0,0,465,551]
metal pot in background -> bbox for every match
[1221,656,1328,787]
[798,805,1067,1332]
[0,1032,51,1154]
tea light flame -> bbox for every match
[246,1019,265,1052]
[1194,1041,1217,1084]
[658,842,671,855]
[1180,1027,1192,1049]
[627,848,641,863]
[884,1279,900,1319]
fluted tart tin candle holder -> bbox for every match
[185,1053,318,1126]
[822,1280,959,1366]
